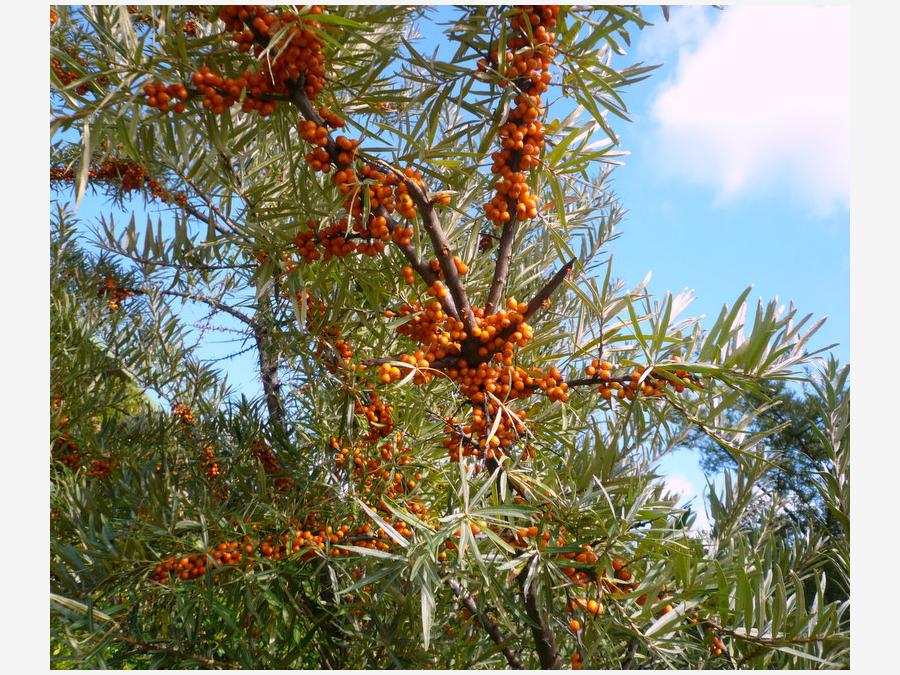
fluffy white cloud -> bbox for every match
[648,5,850,214]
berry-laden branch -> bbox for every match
[483,7,559,314]
[289,79,472,328]
[132,5,701,476]
[142,6,468,323]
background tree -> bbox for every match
[50,5,849,669]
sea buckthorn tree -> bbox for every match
[50,5,850,669]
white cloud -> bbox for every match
[648,5,850,214]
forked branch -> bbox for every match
[287,80,473,327]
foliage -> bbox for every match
[694,374,847,536]
[50,5,849,669]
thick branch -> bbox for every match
[141,286,287,429]
[485,214,519,314]
[379,207,460,319]
[447,578,524,669]
[520,258,575,324]
[518,555,562,669]
[403,184,477,332]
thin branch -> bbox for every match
[447,578,525,669]
[704,620,845,648]
[379,207,460,319]
[152,161,244,238]
[565,376,632,388]
[134,287,258,328]
[402,181,476,332]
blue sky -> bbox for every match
[608,5,849,527]
[58,5,850,532]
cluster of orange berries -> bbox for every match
[221,4,327,98]
[568,596,604,617]
[51,158,188,206]
[381,298,537,384]
[51,399,118,480]
[85,457,118,480]
[584,358,697,401]
[51,57,88,94]
[152,541,251,583]
[251,439,295,492]
[52,394,81,470]
[288,164,417,266]
[51,43,105,95]
[444,404,527,462]
[152,511,426,586]
[708,628,726,657]
[482,6,559,225]
[144,6,326,117]
[332,338,354,370]
[142,80,190,114]
[610,557,635,586]
[52,398,80,468]
[172,402,196,425]
[335,435,418,494]
[126,5,154,24]
[358,393,395,444]
[377,296,577,461]
[313,325,358,372]
[95,275,135,310]
[479,234,494,253]
[292,219,378,263]
[53,436,81,470]
[199,445,221,480]
[330,434,428,539]
[556,543,601,587]
[151,524,342,585]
